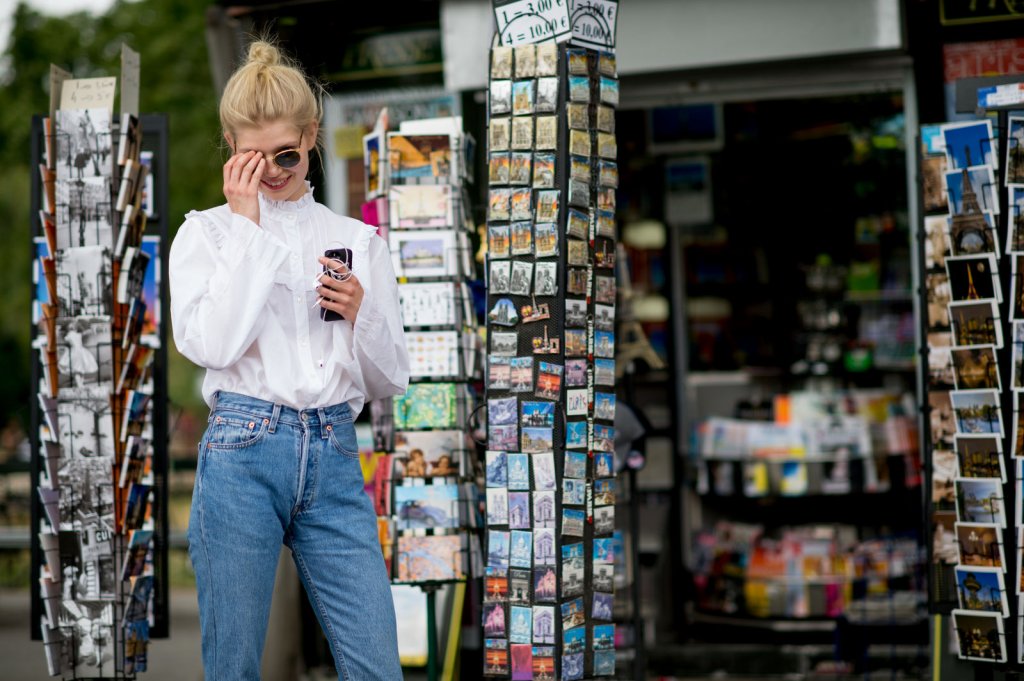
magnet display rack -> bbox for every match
[28,97,169,678]
[482,37,621,680]
[920,80,1024,670]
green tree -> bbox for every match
[0,0,222,436]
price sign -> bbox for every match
[493,0,572,46]
[569,0,618,52]
[60,77,117,112]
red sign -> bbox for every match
[943,39,1024,82]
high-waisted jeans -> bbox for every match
[187,391,401,680]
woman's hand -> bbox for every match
[223,150,265,226]
[316,257,364,323]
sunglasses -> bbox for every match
[235,132,304,169]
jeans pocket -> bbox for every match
[205,412,270,450]
[327,422,360,459]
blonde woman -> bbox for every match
[169,39,408,680]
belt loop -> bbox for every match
[318,407,329,439]
[269,404,282,433]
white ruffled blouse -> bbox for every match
[169,187,410,414]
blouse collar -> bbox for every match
[259,181,315,214]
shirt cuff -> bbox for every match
[354,289,384,334]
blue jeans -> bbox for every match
[188,391,401,680]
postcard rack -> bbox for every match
[28,58,169,679]
[919,81,1024,668]
[481,25,621,678]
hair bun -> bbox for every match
[247,41,281,67]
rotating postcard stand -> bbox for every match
[364,117,483,681]
[919,78,1024,669]
[29,51,169,679]
[482,6,621,677]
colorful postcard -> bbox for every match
[394,483,460,530]
[533,490,556,528]
[397,533,463,582]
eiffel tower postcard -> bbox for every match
[946,253,1000,303]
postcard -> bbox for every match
[535,189,560,222]
[533,152,555,188]
[945,165,999,216]
[946,387,1003,436]
[597,105,615,133]
[490,396,519,426]
[1013,255,1024,318]
[595,358,615,385]
[485,567,509,603]
[597,209,616,239]
[949,299,1001,348]
[599,77,619,107]
[507,452,531,490]
[943,119,996,170]
[595,451,615,480]
[492,331,518,356]
[534,565,557,602]
[512,80,535,116]
[484,639,508,676]
[393,430,466,478]
[394,483,459,530]
[598,160,618,188]
[489,355,512,389]
[567,208,589,240]
[925,215,950,270]
[536,361,562,400]
[533,223,558,258]
[567,240,589,266]
[514,43,536,78]
[595,275,616,303]
[955,566,1009,616]
[534,527,556,566]
[509,151,532,185]
[594,425,615,454]
[535,116,558,150]
[510,605,532,644]
[599,51,616,76]
[594,505,615,535]
[952,609,1006,662]
[563,478,586,505]
[488,529,511,569]
[489,423,518,451]
[512,117,534,150]
[535,77,558,113]
[491,80,512,115]
[594,478,615,505]
[492,45,513,78]
[568,102,589,130]
[595,392,616,421]
[491,117,511,151]
[593,623,615,651]
[532,606,555,646]
[405,330,460,378]
[486,450,508,488]
[487,487,509,525]
[567,47,588,74]
[595,330,615,358]
[568,178,590,208]
[533,490,556,529]
[562,542,584,596]
[511,643,532,680]
[951,346,1001,391]
[484,602,507,637]
[533,452,556,491]
[398,282,459,327]
[1009,117,1024,185]
[563,626,585,655]
[508,491,530,528]
[489,224,511,260]
[510,568,531,603]
[562,508,585,537]
[534,262,557,297]
[567,268,588,296]
[490,188,512,222]
[508,221,532,257]
[566,300,587,329]
[522,426,554,453]
[564,450,587,479]
[568,75,590,103]
[510,530,533,568]
[561,597,585,629]
[595,304,614,331]
[569,129,590,156]
[387,133,453,184]
[490,260,511,294]
[598,131,619,161]
[510,260,533,296]
[566,389,588,416]
[956,477,1006,527]
[955,435,1005,481]
[562,653,584,680]
[955,522,1005,569]
[565,329,587,357]
[566,421,587,449]
[391,229,459,279]
[490,151,510,185]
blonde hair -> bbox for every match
[219,39,324,151]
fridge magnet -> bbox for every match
[595,304,614,331]
[490,260,511,294]
[566,299,587,328]
[532,325,560,354]
[565,358,588,386]
[511,117,534,150]
[597,105,615,133]
[569,129,590,157]
[534,223,558,258]
[489,152,511,185]
[492,46,513,79]
[535,189,560,222]
[535,115,558,150]
[490,117,511,151]
[511,220,533,256]
[536,77,558,112]
[536,41,558,75]
[510,260,534,296]
[567,240,589,266]
[567,207,589,240]
[489,298,519,327]
[567,48,588,75]
[509,151,532,185]
[568,178,590,208]
[488,356,512,390]
[534,262,557,297]
[514,43,536,78]
[512,80,536,116]
[510,356,534,393]
[566,421,587,449]
[567,268,588,296]
[489,224,511,259]
[491,80,512,115]
[566,389,588,416]
[536,361,563,400]
[489,187,512,222]
[568,102,589,131]
[511,188,533,222]
[533,152,556,188]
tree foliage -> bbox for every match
[0,0,223,430]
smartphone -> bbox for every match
[320,248,353,322]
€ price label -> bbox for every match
[569,0,618,52]
[494,0,572,46]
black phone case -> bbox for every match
[320,248,353,322]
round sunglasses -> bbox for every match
[235,132,303,169]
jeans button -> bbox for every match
[301,413,308,422]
